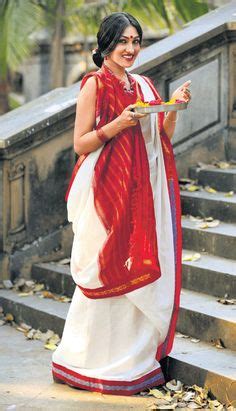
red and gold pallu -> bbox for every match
[52,65,182,395]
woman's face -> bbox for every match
[108,25,141,68]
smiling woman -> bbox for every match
[51,12,189,395]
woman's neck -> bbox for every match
[103,60,126,79]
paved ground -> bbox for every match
[0,324,155,410]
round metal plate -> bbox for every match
[134,102,188,114]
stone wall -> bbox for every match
[0,86,79,280]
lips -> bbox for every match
[122,55,134,61]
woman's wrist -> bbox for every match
[165,111,178,123]
[96,127,110,143]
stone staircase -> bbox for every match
[0,162,236,406]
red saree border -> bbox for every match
[78,271,160,299]
[52,361,165,395]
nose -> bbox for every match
[125,42,134,53]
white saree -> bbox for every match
[52,75,176,395]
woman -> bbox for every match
[52,12,191,395]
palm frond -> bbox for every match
[3,1,42,73]
[172,0,209,23]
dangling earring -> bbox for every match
[105,56,108,60]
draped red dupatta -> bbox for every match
[66,64,176,299]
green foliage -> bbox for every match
[0,0,42,78]
[173,0,210,22]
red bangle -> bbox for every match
[96,127,110,143]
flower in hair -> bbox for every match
[92,47,99,55]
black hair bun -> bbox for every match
[92,48,104,68]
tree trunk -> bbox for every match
[0,80,9,114]
[50,0,65,89]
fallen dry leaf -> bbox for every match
[217,298,236,305]
[54,296,71,303]
[187,184,201,192]
[41,290,55,299]
[3,280,13,289]
[192,385,209,399]
[197,219,220,229]
[182,253,201,262]
[58,258,70,265]
[177,402,189,408]
[182,391,195,402]
[208,399,222,407]
[44,343,57,351]
[175,332,190,339]
[147,380,228,409]
[224,191,234,197]
[19,322,31,331]
[189,215,204,222]
[26,328,37,339]
[214,161,230,169]
[25,280,35,288]
[166,379,183,392]
[14,278,26,290]
[5,313,14,322]
[204,186,217,194]
[18,291,34,297]
[148,389,166,399]
[34,283,45,292]
[16,326,28,333]
[212,338,225,349]
[33,330,43,340]
[42,329,55,340]
[190,338,200,343]
[187,402,201,409]
[48,334,60,345]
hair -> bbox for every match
[92,12,143,68]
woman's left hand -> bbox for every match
[171,80,191,103]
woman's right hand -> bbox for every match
[116,104,147,131]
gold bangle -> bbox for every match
[165,113,179,123]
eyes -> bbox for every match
[118,39,141,45]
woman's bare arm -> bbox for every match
[163,111,178,141]
[74,77,148,155]
[74,77,123,155]
[162,80,191,141]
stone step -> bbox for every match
[0,288,68,337]
[177,288,236,351]
[33,252,236,302]
[1,286,236,350]
[32,262,74,298]
[182,249,236,298]
[32,265,236,349]
[182,216,236,259]
[181,189,236,222]
[0,289,235,406]
[169,337,236,406]
[189,165,236,192]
